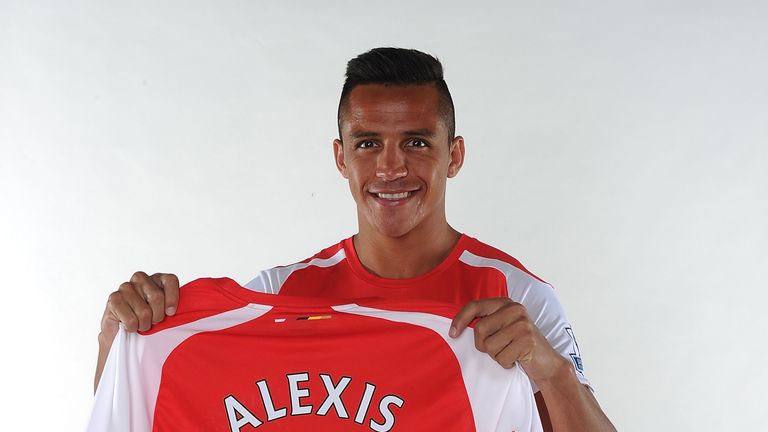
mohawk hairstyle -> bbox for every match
[337,47,456,140]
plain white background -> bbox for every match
[1,1,766,430]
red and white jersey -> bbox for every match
[245,234,589,391]
[88,277,542,432]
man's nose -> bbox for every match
[376,145,408,181]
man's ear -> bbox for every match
[447,136,465,178]
[333,139,348,178]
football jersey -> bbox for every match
[244,234,589,391]
[88,277,543,432]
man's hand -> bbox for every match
[450,297,617,432]
[449,297,567,385]
[95,271,180,392]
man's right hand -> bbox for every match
[95,271,180,392]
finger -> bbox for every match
[104,285,139,332]
[472,301,525,335]
[118,281,154,331]
[493,339,532,369]
[450,297,513,338]
[131,271,165,324]
[101,291,128,337]
[472,307,523,352]
[153,273,180,316]
[482,319,535,364]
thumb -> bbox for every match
[152,273,180,315]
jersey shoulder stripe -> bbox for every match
[459,236,549,285]
[245,243,346,293]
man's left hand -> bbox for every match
[450,297,569,385]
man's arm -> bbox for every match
[450,298,616,432]
[94,271,180,393]
[534,362,615,431]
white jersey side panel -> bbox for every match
[87,305,272,432]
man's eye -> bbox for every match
[357,140,377,149]
[408,139,428,148]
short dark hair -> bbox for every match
[337,47,455,140]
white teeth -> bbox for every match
[377,192,410,200]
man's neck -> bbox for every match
[353,224,462,279]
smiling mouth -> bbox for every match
[376,191,413,200]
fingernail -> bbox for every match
[449,327,457,338]
[166,307,176,315]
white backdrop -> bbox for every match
[1,1,767,430]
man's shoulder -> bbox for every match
[459,234,549,286]
[243,237,351,293]
[288,238,348,265]
[461,235,523,264]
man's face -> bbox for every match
[334,84,464,239]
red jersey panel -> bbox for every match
[88,278,542,432]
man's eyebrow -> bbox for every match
[401,128,435,137]
[350,130,380,139]
[349,129,436,139]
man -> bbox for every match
[96,48,616,431]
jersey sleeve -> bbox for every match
[87,327,151,432]
[508,278,591,392]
